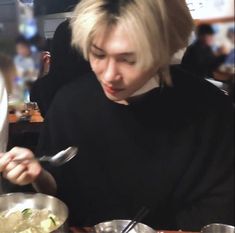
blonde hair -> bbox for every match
[71,0,193,85]
[0,53,16,93]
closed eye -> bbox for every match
[119,57,136,65]
[90,50,105,59]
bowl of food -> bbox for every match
[201,223,235,233]
[0,192,68,233]
[94,220,156,233]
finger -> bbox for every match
[10,146,33,156]
[4,159,31,173]
[3,163,28,183]
[4,161,19,173]
[27,162,42,178]
[10,147,34,161]
[0,153,14,172]
[15,163,42,185]
[15,172,29,185]
[9,146,28,154]
[16,171,36,185]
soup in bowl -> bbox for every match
[94,219,156,233]
[0,192,68,233]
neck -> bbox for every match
[131,75,160,97]
[115,75,160,105]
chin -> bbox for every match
[104,92,125,102]
[105,94,121,101]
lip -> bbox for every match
[103,84,123,95]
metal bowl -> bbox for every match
[201,223,235,233]
[94,220,156,233]
[0,192,69,233]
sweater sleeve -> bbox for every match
[175,95,234,231]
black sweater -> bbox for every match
[37,66,234,231]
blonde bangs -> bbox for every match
[119,1,170,71]
[71,0,107,60]
[119,18,153,71]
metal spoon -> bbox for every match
[13,146,78,166]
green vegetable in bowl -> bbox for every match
[49,216,56,226]
[0,208,61,233]
[22,208,32,218]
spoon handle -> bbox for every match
[12,156,47,163]
[12,146,78,166]
[38,156,51,162]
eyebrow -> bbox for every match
[91,44,103,51]
[91,44,135,56]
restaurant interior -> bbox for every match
[0,0,234,233]
[0,0,233,150]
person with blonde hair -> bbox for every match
[0,0,233,230]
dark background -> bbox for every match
[34,0,79,15]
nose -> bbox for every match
[103,59,121,83]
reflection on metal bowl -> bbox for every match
[94,220,156,233]
[0,192,68,233]
[201,223,235,233]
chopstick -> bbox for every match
[121,206,150,233]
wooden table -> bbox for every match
[213,69,234,96]
[213,70,234,82]
[70,227,198,233]
[8,111,43,152]
[8,110,43,123]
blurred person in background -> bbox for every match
[30,34,51,79]
[37,50,51,79]
[0,0,234,231]
[181,24,228,79]
[14,35,35,81]
[223,26,235,103]
[13,35,38,104]
[224,27,235,65]
[30,19,91,117]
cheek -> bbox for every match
[122,73,145,91]
[89,57,103,74]
[127,70,149,84]
[128,70,154,88]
